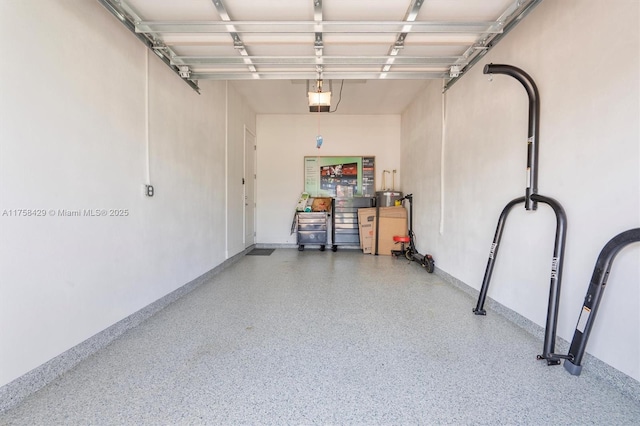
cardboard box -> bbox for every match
[357,207,407,255]
[360,222,374,254]
[358,208,377,253]
[377,217,408,255]
[311,197,332,212]
[378,206,407,219]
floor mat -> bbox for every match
[246,248,275,256]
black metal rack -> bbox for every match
[331,197,375,251]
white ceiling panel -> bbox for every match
[405,33,480,44]
[241,35,317,45]
[162,35,231,46]
[401,44,469,57]
[219,0,314,21]
[417,0,515,21]
[322,34,398,45]
[169,45,237,56]
[98,0,542,113]
[323,0,406,21]
[127,0,220,20]
[246,44,314,56]
[323,42,393,56]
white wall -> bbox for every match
[401,0,640,379]
[0,1,254,387]
[256,114,400,244]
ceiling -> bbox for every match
[98,0,541,114]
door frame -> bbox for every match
[243,126,257,247]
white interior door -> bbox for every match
[244,128,256,247]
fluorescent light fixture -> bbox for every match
[308,79,331,112]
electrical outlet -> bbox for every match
[145,185,154,197]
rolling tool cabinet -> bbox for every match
[331,197,375,251]
[296,212,329,251]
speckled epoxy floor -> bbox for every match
[2,249,639,425]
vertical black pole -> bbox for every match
[406,194,413,234]
[374,203,380,255]
[331,198,336,251]
[564,228,640,375]
[483,64,540,211]
[531,194,567,364]
[473,197,525,315]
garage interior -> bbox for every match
[0,0,638,423]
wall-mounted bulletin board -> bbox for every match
[304,156,375,197]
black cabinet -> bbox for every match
[331,197,375,251]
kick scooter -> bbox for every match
[391,193,435,273]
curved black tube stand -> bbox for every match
[472,196,525,316]
[564,228,640,375]
[473,194,568,364]
[532,194,569,364]
[472,64,569,365]
[484,64,540,212]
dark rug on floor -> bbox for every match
[246,248,275,256]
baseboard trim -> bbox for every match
[255,243,298,249]
[434,266,640,403]
[0,249,249,413]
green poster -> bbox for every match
[304,156,374,197]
